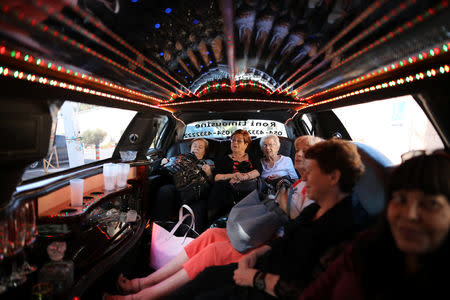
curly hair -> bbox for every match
[305,138,365,193]
[231,129,252,145]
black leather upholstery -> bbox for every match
[166,137,295,162]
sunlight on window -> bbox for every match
[333,95,444,165]
[22,101,136,182]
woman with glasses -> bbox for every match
[207,129,262,223]
[260,134,298,188]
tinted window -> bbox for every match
[22,101,136,181]
[184,119,287,139]
[333,95,444,164]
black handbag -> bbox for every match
[162,153,210,204]
[231,178,259,202]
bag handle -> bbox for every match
[167,205,198,243]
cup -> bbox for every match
[116,163,131,188]
[69,179,84,207]
[103,163,117,191]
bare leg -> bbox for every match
[118,250,189,293]
[134,269,190,300]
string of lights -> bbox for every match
[283,0,424,94]
[31,0,188,97]
[289,1,449,98]
[276,0,390,93]
[1,4,176,99]
[297,64,449,110]
[298,43,450,102]
[159,98,301,107]
[0,45,165,103]
[59,0,193,96]
[0,65,172,112]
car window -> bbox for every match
[22,101,137,181]
[149,115,169,150]
[333,95,444,164]
[184,119,288,139]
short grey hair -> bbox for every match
[260,134,280,150]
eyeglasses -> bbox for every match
[231,139,244,144]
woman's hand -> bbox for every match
[202,164,212,178]
[233,267,258,287]
[238,251,258,269]
[266,174,280,181]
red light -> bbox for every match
[0,47,5,54]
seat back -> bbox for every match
[353,142,392,218]
[166,137,296,162]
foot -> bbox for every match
[117,274,141,294]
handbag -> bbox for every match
[226,185,294,253]
[150,205,199,269]
[231,178,259,201]
[162,153,210,203]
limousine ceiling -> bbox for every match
[0,0,449,113]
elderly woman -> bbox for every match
[109,136,321,300]
[299,152,450,300]
[260,134,298,184]
[166,139,367,300]
[153,138,214,230]
[207,129,262,223]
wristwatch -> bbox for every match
[254,271,266,291]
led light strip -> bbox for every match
[31,1,188,97]
[159,98,300,107]
[276,0,390,92]
[1,5,175,98]
[0,45,164,103]
[290,1,449,98]
[195,81,272,98]
[58,0,193,95]
[0,65,172,112]
[298,42,450,101]
[298,64,450,110]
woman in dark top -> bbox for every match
[299,152,450,300]
[167,138,366,300]
[153,138,214,231]
[207,129,262,223]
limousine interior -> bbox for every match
[0,0,448,298]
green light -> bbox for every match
[74,72,78,76]
[0,67,3,74]
[416,74,420,80]
[427,70,431,77]
[408,58,413,63]
[14,71,18,78]
[24,55,29,61]
[399,61,404,66]
[430,49,435,56]
[27,74,31,80]
[57,66,61,71]
[47,62,52,68]
[88,76,92,80]
[443,45,448,52]
[384,67,388,72]
[418,54,423,60]
[10,51,15,58]
[37,59,41,65]
[67,69,70,74]
[391,64,395,69]
[440,66,445,74]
